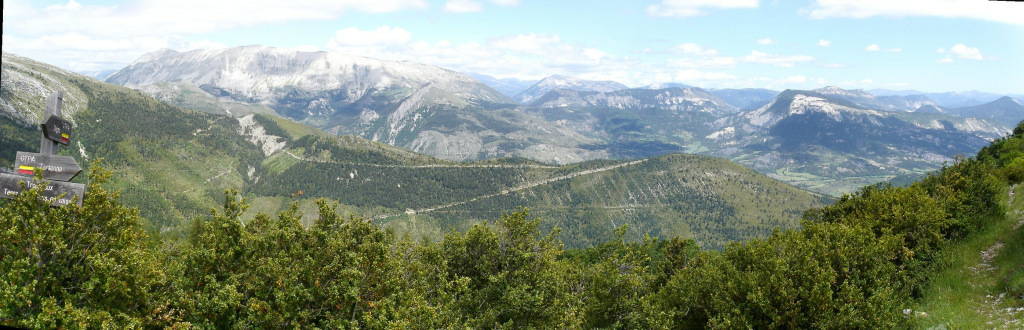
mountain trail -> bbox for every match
[179,170,232,194]
[1010,184,1016,208]
[205,170,231,183]
[970,185,1024,328]
[283,150,558,169]
[374,159,646,220]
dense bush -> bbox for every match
[0,163,167,327]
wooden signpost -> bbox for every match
[43,115,73,145]
[14,151,83,182]
[0,173,85,207]
[0,90,86,207]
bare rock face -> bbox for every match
[106,46,601,164]
[237,114,286,157]
[106,46,514,117]
[1,52,90,126]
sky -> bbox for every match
[3,0,1023,94]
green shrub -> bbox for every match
[0,162,168,328]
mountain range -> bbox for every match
[465,72,536,98]
[1,51,829,249]
[97,46,1023,195]
[105,46,610,165]
[868,88,1024,108]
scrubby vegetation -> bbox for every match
[3,122,1022,328]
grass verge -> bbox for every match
[916,184,1024,329]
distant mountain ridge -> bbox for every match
[869,88,1010,108]
[945,96,1024,127]
[705,89,1007,193]
[875,95,942,112]
[643,82,693,89]
[465,72,536,98]
[529,87,735,115]
[513,75,628,104]
[99,47,1019,195]
[105,46,606,165]
[708,88,780,110]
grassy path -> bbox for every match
[917,184,1024,329]
[283,150,558,169]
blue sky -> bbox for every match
[4,0,1023,94]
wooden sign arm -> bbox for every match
[40,91,64,156]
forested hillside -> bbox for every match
[254,136,825,249]
[3,120,1022,328]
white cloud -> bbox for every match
[668,43,735,69]
[936,45,986,63]
[444,0,484,13]
[669,57,737,69]
[672,69,737,83]
[329,26,411,46]
[818,39,830,47]
[294,45,321,52]
[950,44,983,60]
[733,75,832,90]
[5,0,428,38]
[323,29,643,84]
[488,0,521,5]
[757,38,775,45]
[491,34,562,52]
[444,0,520,11]
[582,48,609,62]
[2,0,428,73]
[741,51,814,67]
[806,0,1024,26]
[865,44,899,52]
[787,75,807,83]
[3,33,226,72]
[648,0,760,18]
[675,43,719,56]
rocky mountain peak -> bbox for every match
[106,46,514,106]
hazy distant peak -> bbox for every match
[537,75,625,88]
[135,48,180,63]
[644,82,694,89]
[514,75,628,104]
[813,86,874,98]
